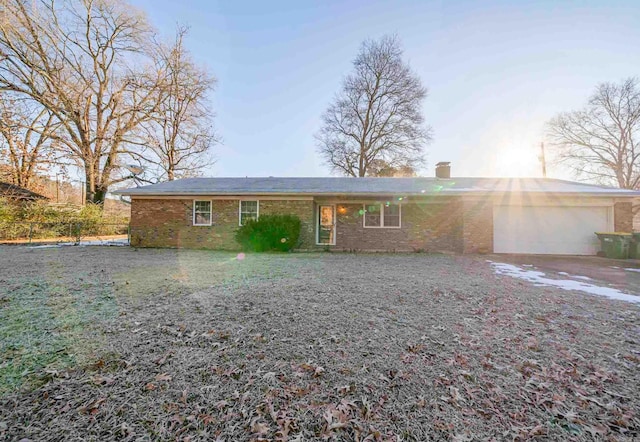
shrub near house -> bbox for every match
[235,215,301,252]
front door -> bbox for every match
[317,205,336,245]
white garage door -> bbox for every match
[493,205,612,255]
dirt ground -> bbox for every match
[1,247,639,441]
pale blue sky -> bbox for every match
[129,0,640,179]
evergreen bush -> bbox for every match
[235,214,301,252]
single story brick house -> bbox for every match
[117,164,639,255]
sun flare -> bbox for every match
[493,145,542,178]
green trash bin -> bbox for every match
[595,232,632,259]
[630,233,640,259]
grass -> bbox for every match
[0,280,74,394]
[0,249,293,395]
[0,267,117,395]
[0,247,639,441]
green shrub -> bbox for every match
[0,199,128,240]
[235,214,301,252]
[0,198,20,222]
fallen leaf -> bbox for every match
[78,397,106,415]
[251,418,269,435]
[154,352,173,365]
[90,375,115,386]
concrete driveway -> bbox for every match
[489,254,640,295]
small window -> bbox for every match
[193,200,212,226]
[384,203,401,227]
[363,202,401,228]
[239,200,259,225]
[364,204,381,227]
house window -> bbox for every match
[363,202,401,228]
[239,200,259,225]
[193,200,212,226]
[364,204,382,227]
[384,203,401,227]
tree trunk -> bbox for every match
[84,165,106,206]
[358,145,366,177]
[93,186,108,205]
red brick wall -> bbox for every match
[130,196,496,253]
[330,198,464,252]
[461,198,493,254]
[129,199,238,249]
[614,201,633,232]
[130,198,315,249]
[406,200,464,252]
[332,203,411,251]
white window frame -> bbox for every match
[316,204,336,245]
[362,202,402,229]
[193,199,212,226]
[238,200,260,226]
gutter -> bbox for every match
[112,190,640,198]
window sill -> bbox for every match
[363,225,402,229]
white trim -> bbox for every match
[362,202,402,229]
[316,204,336,246]
[238,200,260,226]
[192,199,212,226]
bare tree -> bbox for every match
[135,26,217,182]
[547,78,640,189]
[367,158,418,177]
[0,94,58,189]
[0,0,163,204]
[316,35,431,177]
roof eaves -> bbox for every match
[116,189,640,198]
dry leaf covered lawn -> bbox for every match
[0,247,639,441]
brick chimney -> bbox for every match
[435,162,451,179]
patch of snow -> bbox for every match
[28,243,70,249]
[491,262,640,304]
[572,275,592,280]
[624,268,640,273]
[78,238,128,246]
[28,238,128,249]
[557,271,591,280]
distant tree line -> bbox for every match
[0,0,217,204]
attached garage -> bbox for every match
[493,204,613,255]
